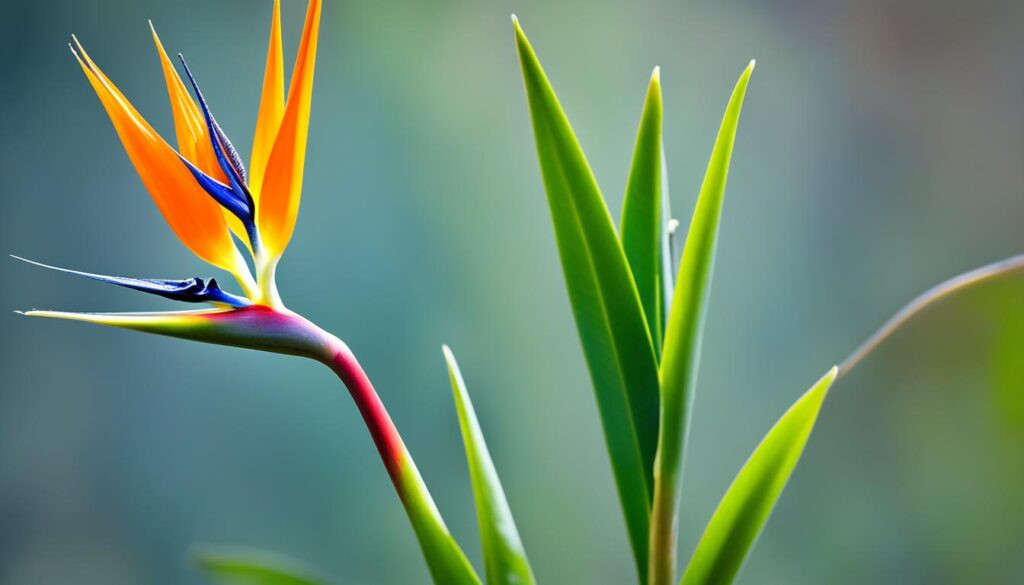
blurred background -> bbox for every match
[1,0,1022,583]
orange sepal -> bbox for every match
[150,24,253,249]
[249,0,286,200]
[258,0,322,259]
[71,38,249,278]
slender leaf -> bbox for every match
[620,67,666,353]
[649,62,755,585]
[680,367,838,585]
[513,16,661,579]
[192,544,332,585]
[444,346,537,585]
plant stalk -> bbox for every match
[648,474,680,585]
[313,331,479,584]
[839,252,1024,376]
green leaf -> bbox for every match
[443,346,537,585]
[680,367,838,585]
[621,67,667,354]
[649,62,755,585]
[192,544,332,585]
[512,15,661,579]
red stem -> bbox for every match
[315,332,472,580]
[319,336,409,497]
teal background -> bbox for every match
[1,0,1022,583]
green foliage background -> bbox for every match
[1,0,1022,583]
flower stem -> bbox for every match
[320,337,416,496]
[316,333,480,584]
[254,254,284,309]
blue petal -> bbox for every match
[177,55,250,193]
[178,155,252,222]
[175,55,259,249]
[12,256,251,307]
[212,118,248,185]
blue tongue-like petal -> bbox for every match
[12,256,251,307]
[178,156,251,222]
[174,55,257,248]
[177,55,250,191]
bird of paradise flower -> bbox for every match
[15,1,491,583]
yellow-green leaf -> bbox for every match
[680,367,838,585]
[444,346,537,585]
[621,67,667,353]
[649,61,754,585]
[192,544,331,585]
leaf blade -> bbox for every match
[680,367,838,585]
[193,544,331,585]
[512,16,661,579]
[621,67,666,352]
[444,346,537,585]
[649,62,755,585]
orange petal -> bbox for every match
[150,23,216,176]
[249,0,285,199]
[150,24,253,249]
[258,0,322,258]
[71,38,249,279]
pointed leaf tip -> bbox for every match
[445,347,537,585]
[648,60,755,584]
[515,22,661,579]
[512,14,527,42]
[621,64,666,353]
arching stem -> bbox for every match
[838,252,1024,376]
[312,332,479,584]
